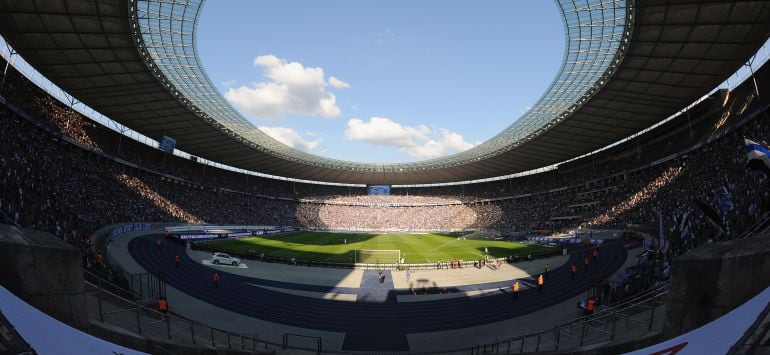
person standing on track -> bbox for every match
[156,239,161,250]
[570,264,577,279]
[545,264,550,279]
[584,255,590,271]
[538,274,544,292]
[593,247,599,261]
[513,281,520,300]
[213,272,219,288]
[175,254,180,268]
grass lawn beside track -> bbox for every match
[201,231,553,264]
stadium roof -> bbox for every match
[0,0,769,184]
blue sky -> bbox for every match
[197,0,563,163]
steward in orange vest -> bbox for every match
[95,252,104,270]
[158,298,168,315]
[513,281,520,300]
[586,298,596,316]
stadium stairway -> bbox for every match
[128,235,627,352]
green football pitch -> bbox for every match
[201,231,553,264]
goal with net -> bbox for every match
[354,249,401,264]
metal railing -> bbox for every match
[471,283,670,354]
[737,213,770,240]
[83,265,669,355]
[83,271,328,354]
[126,271,166,301]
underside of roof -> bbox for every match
[0,0,768,184]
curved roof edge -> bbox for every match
[2,0,769,184]
[129,0,630,171]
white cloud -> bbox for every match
[225,83,288,118]
[224,55,344,119]
[345,117,430,147]
[328,77,351,89]
[258,126,321,152]
[344,117,477,159]
[401,129,477,159]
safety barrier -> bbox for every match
[84,266,668,355]
[470,283,670,354]
[126,271,166,301]
[83,271,323,354]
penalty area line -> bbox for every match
[428,238,460,252]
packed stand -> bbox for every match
[0,109,297,243]
[0,54,769,243]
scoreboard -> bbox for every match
[367,185,391,196]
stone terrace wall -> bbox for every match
[664,233,770,337]
[0,224,87,328]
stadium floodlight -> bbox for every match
[355,249,401,265]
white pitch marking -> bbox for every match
[428,238,461,252]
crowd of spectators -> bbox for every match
[0,53,769,248]
[303,195,464,205]
[0,108,297,241]
[296,202,488,231]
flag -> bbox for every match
[716,186,734,220]
[745,138,770,177]
[695,200,725,235]
[678,209,690,233]
[658,210,665,250]
[681,211,692,246]
[668,209,692,253]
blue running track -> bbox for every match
[128,235,627,351]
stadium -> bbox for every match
[0,0,769,354]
